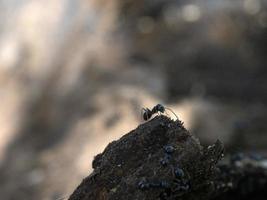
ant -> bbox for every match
[142,104,178,121]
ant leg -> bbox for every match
[165,107,179,120]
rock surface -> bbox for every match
[68,116,224,200]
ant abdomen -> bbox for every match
[143,108,153,120]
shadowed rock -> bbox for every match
[68,116,224,200]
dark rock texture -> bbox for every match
[213,153,267,200]
[68,116,224,200]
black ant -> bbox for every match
[142,104,178,121]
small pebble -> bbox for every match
[174,168,184,178]
[163,145,175,154]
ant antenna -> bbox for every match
[165,107,179,120]
[164,110,171,118]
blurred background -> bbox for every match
[0,0,267,199]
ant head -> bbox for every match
[155,104,165,113]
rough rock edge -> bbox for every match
[69,116,226,200]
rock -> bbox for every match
[68,115,224,200]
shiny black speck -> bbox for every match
[174,168,184,178]
[163,145,175,154]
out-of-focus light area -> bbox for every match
[1,0,267,199]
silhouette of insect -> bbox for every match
[141,104,178,121]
